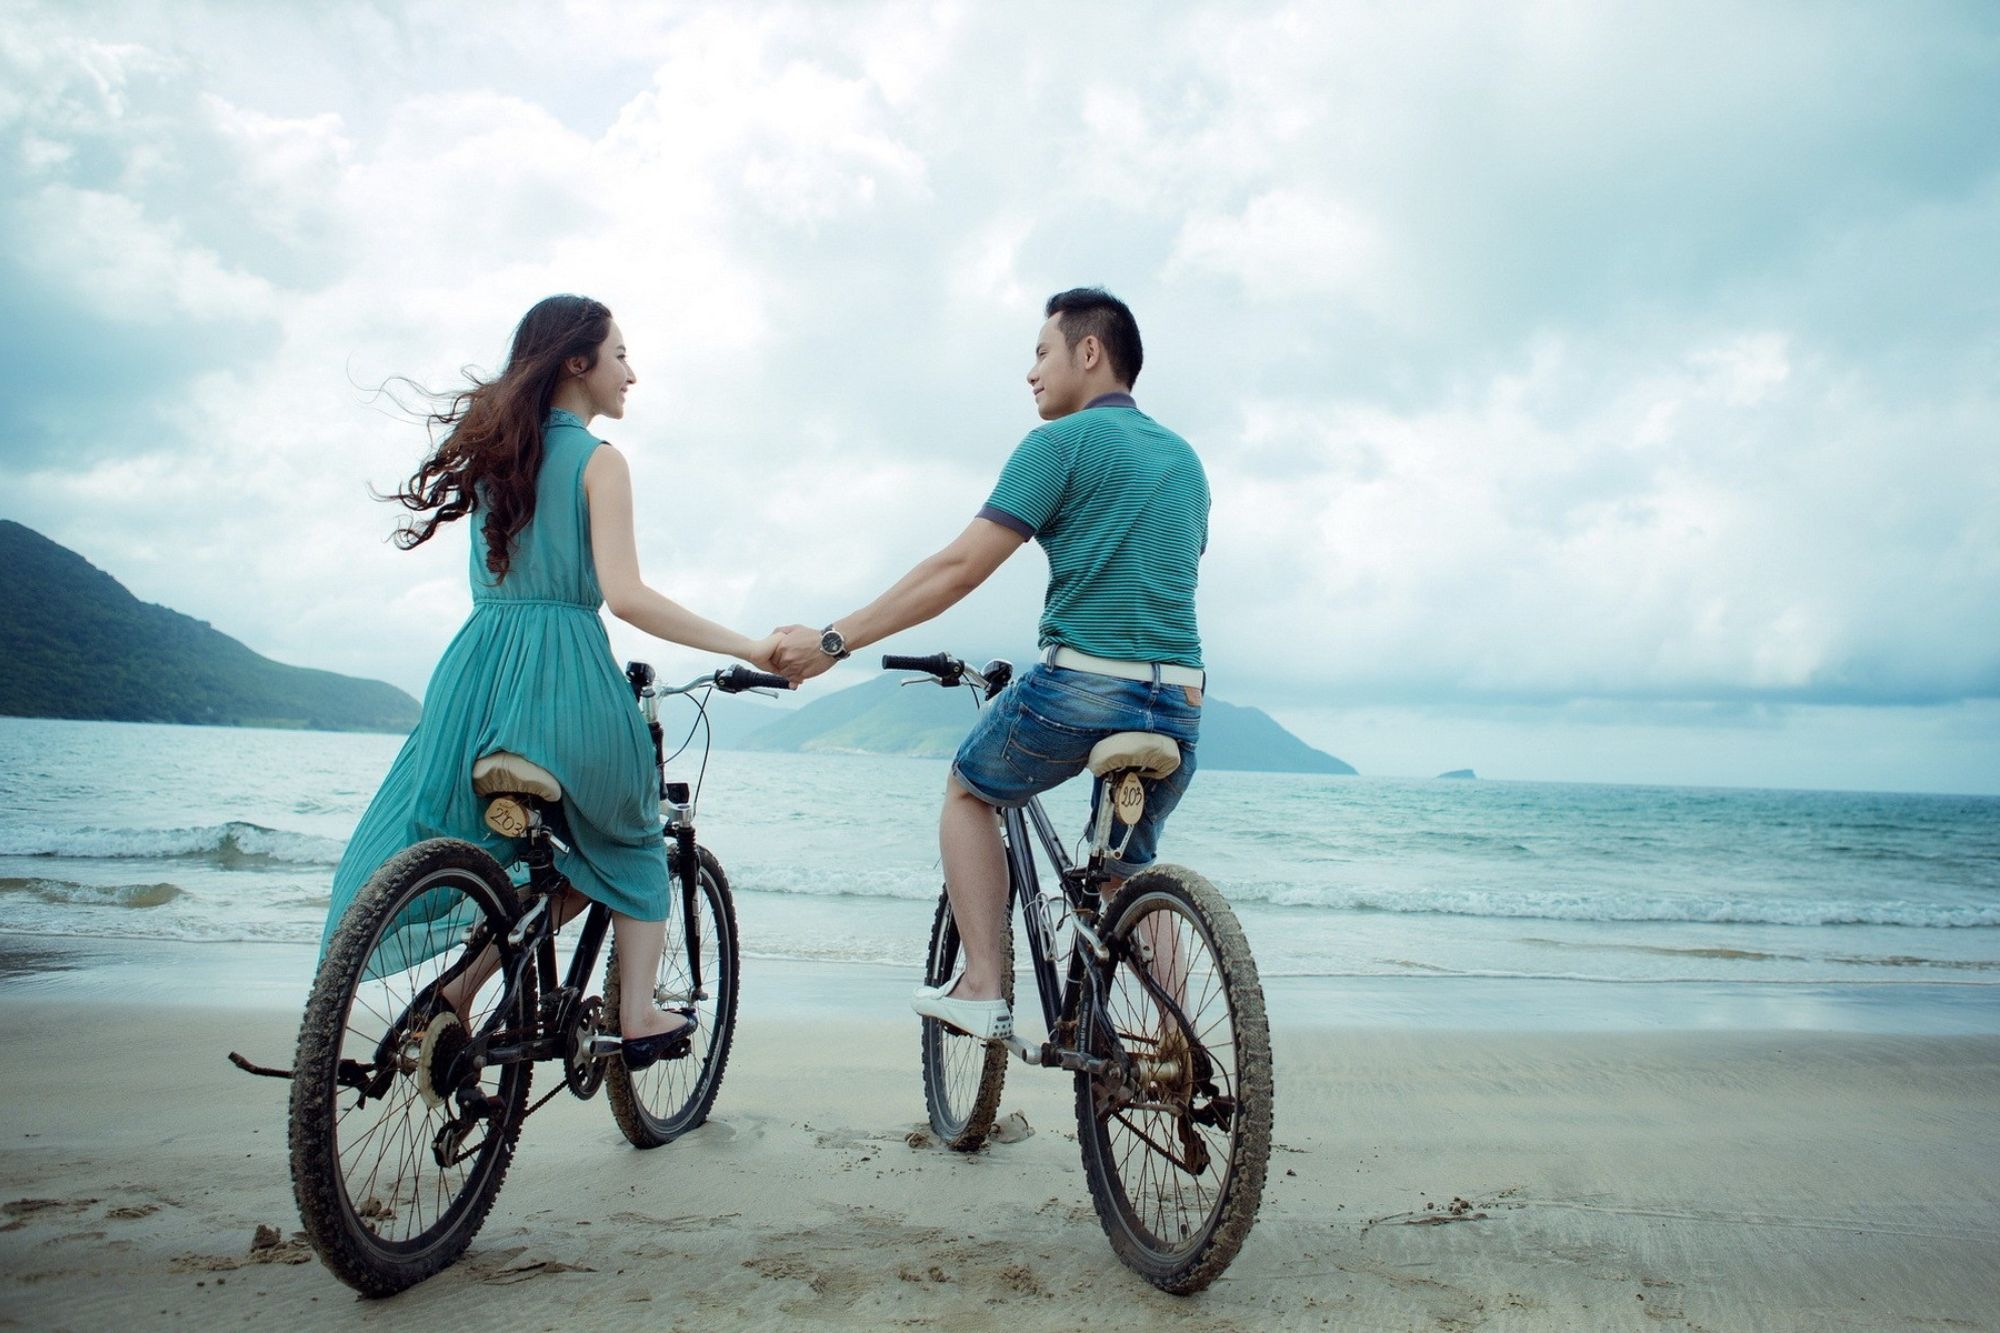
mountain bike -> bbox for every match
[270,661,785,1297]
[887,652,1273,1294]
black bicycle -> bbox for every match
[890,652,1273,1294]
[276,660,786,1296]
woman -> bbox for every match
[323,294,778,1067]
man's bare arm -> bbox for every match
[772,517,1026,680]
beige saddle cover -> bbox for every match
[472,753,562,802]
[1086,732,1181,780]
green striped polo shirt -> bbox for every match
[978,394,1208,669]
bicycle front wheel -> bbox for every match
[1075,864,1273,1294]
[603,843,740,1147]
[289,839,535,1297]
[919,884,1012,1150]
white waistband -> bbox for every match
[1044,646,1205,689]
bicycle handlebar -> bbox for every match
[634,661,793,699]
[714,665,793,694]
[881,652,962,680]
[881,651,1012,700]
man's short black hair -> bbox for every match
[1045,287,1143,387]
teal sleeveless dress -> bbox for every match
[321,409,670,953]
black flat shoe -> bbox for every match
[620,1014,697,1071]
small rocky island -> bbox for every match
[1437,768,1477,780]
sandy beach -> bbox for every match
[2,939,1996,1331]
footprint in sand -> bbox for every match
[1,1197,101,1232]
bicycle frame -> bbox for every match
[891,652,1205,1092]
[894,652,1269,1294]
[454,666,754,1077]
[1001,800,1085,1030]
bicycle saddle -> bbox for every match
[1086,732,1181,780]
[472,753,562,802]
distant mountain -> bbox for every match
[734,671,1356,774]
[1437,768,1477,780]
[648,684,790,750]
[1194,696,1358,774]
[0,520,421,732]
[734,671,987,757]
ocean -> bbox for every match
[3,715,1996,1030]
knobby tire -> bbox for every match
[919,884,1012,1150]
[289,839,534,1297]
[1074,864,1273,1294]
[603,844,740,1147]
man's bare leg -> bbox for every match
[1102,874,1190,1039]
[938,774,1010,1001]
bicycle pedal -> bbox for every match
[1004,1034,1044,1066]
[587,1034,624,1058]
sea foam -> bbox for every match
[0,821,346,867]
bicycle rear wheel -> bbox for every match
[290,839,535,1297]
[603,844,739,1147]
[918,884,1013,1150]
[1074,864,1272,1294]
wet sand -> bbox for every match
[1,946,1996,1330]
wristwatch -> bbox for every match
[819,625,851,660]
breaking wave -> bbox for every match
[0,821,345,868]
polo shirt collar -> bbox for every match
[1084,392,1137,410]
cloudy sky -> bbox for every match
[3,2,1997,793]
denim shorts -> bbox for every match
[951,663,1200,877]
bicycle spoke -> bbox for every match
[918,884,1009,1149]
[293,845,536,1292]
[603,850,738,1148]
[1073,868,1271,1291]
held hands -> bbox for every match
[771,624,841,684]
[745,630,795,679]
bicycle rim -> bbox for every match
[290,840,533,1296]
[1075,864,1272,1293]
[604,845,738,1146]
[919,885,1010,1150]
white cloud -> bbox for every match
[1,0,1995,792]
[1689,333,1790,407]
[14,185,277,323]
[1199,326,1998,707]
[1171,189,1383,305]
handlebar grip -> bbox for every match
[882,652,959,678]
[715,665,793,693]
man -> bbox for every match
[772,287,1208,1041]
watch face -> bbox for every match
[820,628,845,656]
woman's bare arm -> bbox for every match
[584,444,778,667]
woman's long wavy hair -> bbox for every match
[386,295,613,582]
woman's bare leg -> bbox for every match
[427,893,685,1040]
[613,912,691,1039]
[436,887,590,1020]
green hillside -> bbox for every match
[735,671,1355,774]
[0,520,421,732]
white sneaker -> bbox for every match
[912,986,1013,1041]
